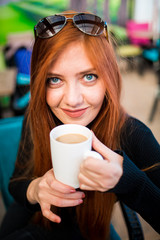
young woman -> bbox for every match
[0,11,160,240]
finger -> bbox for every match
[51,195,83,207]
[79,172,99,190]
[92,133,124,168]
[46,169,76,193]
[79,171,111,192]
[80,157,108,174]
[92,132,115,161]
[49,189,85,200]
[80,183,110,192]
[37,181,85,204]
[41,203,61,223]
[80,184,97,191]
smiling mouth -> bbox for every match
[62,108,88,118]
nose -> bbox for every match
[64,82,83,107]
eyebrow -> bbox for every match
[47,68,97,78]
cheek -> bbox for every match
[46,89,60,108]
[85,87,105,107]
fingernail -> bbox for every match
[70,189,76,193]
[82,193,85,198]
[79,199,83,204]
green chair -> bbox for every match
[0,115,24,208]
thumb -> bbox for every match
[92,132,115,161]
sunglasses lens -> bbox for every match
[36,15,66,38]
[74,13,104,35]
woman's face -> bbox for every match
[46,42,106,126]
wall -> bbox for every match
[134,0,160,35]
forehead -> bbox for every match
[49,41,94,72]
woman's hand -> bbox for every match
[79,133,123,192]
[27,169,85,223]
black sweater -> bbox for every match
[9,116,160,233]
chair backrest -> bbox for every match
[126,20,151,46]
[0,116,24,208]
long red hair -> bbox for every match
[28,11,126,240]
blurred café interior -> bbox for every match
[0,0,160,239]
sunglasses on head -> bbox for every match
[34,13,109,41]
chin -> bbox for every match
[62,118,90,126]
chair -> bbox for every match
[119,202,144,240]
[0,116,144,240]
[0,116,24,208]
[4,46,31,115]
[142,40,160,122]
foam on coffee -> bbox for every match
[56,133,88,144]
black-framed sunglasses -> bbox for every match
[34,13,109,41]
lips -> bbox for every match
[62,108,88,118]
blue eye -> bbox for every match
[84,74,98,82]
[47,77,61,85]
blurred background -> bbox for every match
[0,0,160,239]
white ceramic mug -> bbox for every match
[50,124,103,188]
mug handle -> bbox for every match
[83,150,103,161]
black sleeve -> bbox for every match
[112,117,160,233]
[9,113,40,212]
